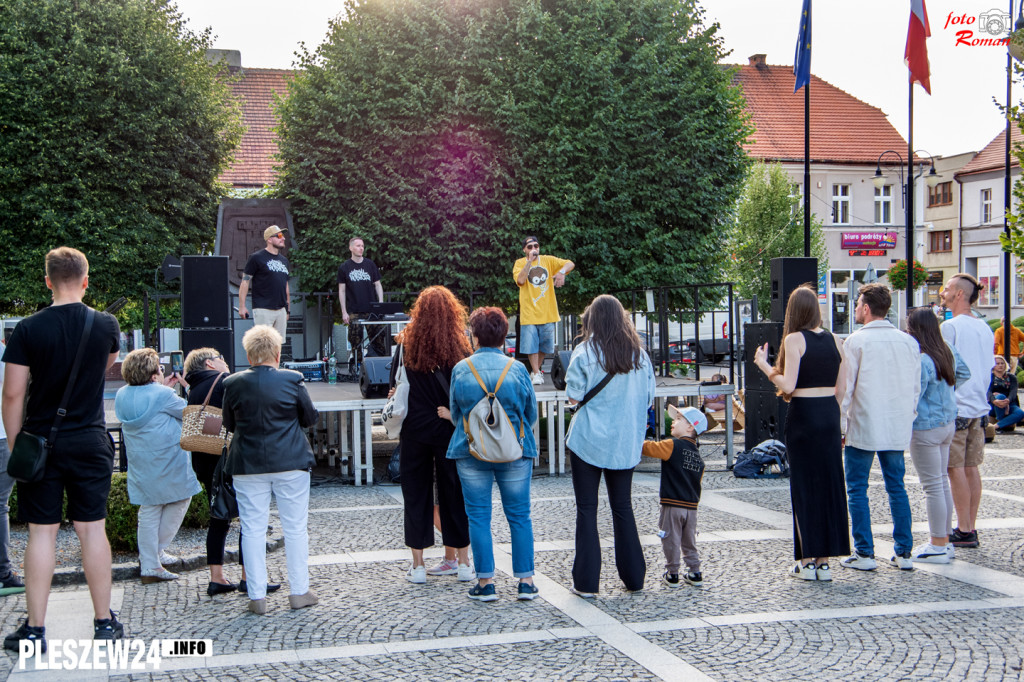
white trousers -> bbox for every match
[137,499,191,571]
[234,470,310,599]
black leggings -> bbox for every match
[192,452,242,567]
[570,449,646,592]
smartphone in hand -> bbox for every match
[170,350,184,375]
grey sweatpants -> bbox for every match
[909,422,955,540]
[659,505,700,573]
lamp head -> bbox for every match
[872,168,886,189]
[925,166,941,188]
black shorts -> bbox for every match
[17,429,115,524]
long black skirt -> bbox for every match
[785,396,850,560]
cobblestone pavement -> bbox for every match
[4,438,1024,681]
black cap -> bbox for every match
[522,236,539,248]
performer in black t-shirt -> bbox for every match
[2,247,125,652]
[337,237,384,364]
[238,226,291,335]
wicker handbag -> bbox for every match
[180,373,232,455]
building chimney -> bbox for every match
[749,54,767,69]
[206,49,242,68]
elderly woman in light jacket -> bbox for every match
[114,348,201,583]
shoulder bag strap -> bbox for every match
[201,372,226,410]
[576,372,613,410]
[432,368,450,398]
[49,307,95,445]
[464,358,491,395]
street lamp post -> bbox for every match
[873,150,940,312]
[1002,0,1024,365]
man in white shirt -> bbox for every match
[840,284,922,572]
[940,273,995,549]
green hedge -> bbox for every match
[10,473,211,553]
[987,316,1024,330]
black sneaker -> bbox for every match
[949,528,980,548]
[4,619,46,653]
[94,610,125,641]
[683,571,703,586]
[662,572,681,588]
[0,573,24,590]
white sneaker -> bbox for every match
[531,372,544,386]
[911,543,951,564]
[946,543,955,560]
[457,563,476,582]
[840,552,877,571]
[426,559,459,576]
[140,567,179,584]
[815,563,832,582]
[890,554,914,571]
[406,565,426,584]
[789,562,817,581]
[159,551,178,565]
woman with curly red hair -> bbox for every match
[390,286,473,583]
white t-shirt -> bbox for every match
[941,314,995,418]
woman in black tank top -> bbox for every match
[754,285,850,581]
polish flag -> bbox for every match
[905,0,931,94]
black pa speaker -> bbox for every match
[770,257,818,323]
[182,256,231,328]
[743,322,783,392]
[181,328,234,371]
[744,389,788,452]
[550,350,573,390]
[360,356,393,399]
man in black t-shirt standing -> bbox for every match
[2,247,124,652]
[337,237,384,364]
[238,225,291,335]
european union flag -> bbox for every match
[793,0,811,92]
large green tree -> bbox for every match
[0,0,242,312]
[277,0,749,312]
[725,161,829,319]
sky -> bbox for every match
[171,0,1019,159]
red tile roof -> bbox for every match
[955,126,1021,178]
[730,57,910,165]
[221,67,294,187]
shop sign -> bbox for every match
[849,249,887,256]
[841,232,898,249]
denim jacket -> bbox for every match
[565,340,656,470]
[914,345,970,431]
[447,347,539,460]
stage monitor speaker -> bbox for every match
[744,388,788,452]
[182,256,230,328]
[181,328,234,371]
[743,322,783,392]
[550,350,573,390]
[770,257,818,323]
[360,356,393,399]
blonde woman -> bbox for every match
[114,348,200,583]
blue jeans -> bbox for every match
[455,457,535,579]
[991,393,1024,429]
[844,446,913,557]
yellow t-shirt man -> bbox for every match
[513,253,571,326]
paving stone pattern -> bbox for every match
[5,439,1024,681]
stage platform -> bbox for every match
[106,370,735,486]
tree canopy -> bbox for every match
[725,161,829,319]
[0,0,242,312]
[277,0,750,312]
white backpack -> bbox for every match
[462,358,524,463]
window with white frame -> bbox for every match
[832,184,850,225]
[790,183,802,217]
[874,185,893,225]
[977,256,999,307]
[981,188,993,224]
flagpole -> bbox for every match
[907,81,914,311]
[804,69,811,257]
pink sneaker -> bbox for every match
[426,558,459,576]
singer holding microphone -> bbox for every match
[513,236,574,386]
